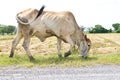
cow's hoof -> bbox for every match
[64,51,71,58]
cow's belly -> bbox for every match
[34,30,53,42]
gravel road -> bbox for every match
[0,65,120,80]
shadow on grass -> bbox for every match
[80,56,98,61]
[0,54,98,67]
[31,55,98,66]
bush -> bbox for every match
[112,23,120,33]
[0,24,16,35]
[88,24,110,33]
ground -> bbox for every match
[0,33,120,55]
[0,33,120,80]
[0,65,120,80]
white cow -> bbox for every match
[9,6,91,61]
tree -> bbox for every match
[107,28,113,33]
[0,24,16,35]
[88,24,109,33]
[7,25,16,34]
[116,27,120,33]
[112,23,120,33]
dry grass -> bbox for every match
[0,33,120,55]
[88,33,120,54]
[0,33,120,67]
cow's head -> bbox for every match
[84,35,91,52]
[80,35,91,58]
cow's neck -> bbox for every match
[71,28,85,45]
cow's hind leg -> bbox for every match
[64,36,75,57]
[22,37,35,61]
[9,33,22,58]
[57,38,62,58]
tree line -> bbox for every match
[0,23,120,35]
[87,23,120,33]
[0,24,16,35]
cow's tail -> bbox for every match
[35,5,45,19]
[16,5,45,25]
[16,14,29,25]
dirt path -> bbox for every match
[0,65,120,80]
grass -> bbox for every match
[0,53,120,68]
[0,35,14,41]
[0,34,120,68]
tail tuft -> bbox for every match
[35,5,45,19]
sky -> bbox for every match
[0,0,120,29]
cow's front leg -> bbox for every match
[57,38,62,58]
[64,36,75,57]
[22,37,35,61]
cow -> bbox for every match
[9,6,91,61]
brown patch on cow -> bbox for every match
[84,35,91,52]
[46,29,55,36]
[46,29,54,34]
[58,35,67,43]
[29,29,33,35]
[84,35,87,40]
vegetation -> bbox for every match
[0,53,120,68]
[0,22,120,35]
[112,23,120,33]
[88,24,112,33]
[0,23,119,67]
[86,23,120,33]
[0,32,120,67]
[0,24,16,35]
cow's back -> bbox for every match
[40,11,76,37]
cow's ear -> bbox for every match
[84,35,87,40]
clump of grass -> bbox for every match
[0,35,14,41]
[48,43,54,48]
[0,54,29,66]
[0,53,120,68]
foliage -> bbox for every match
[112,23,120,33]
[0,53,120,67]
[88,24,111,33]
[0,24,16,35]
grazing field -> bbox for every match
[0,33,120,67]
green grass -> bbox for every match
[0,53,120,68]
